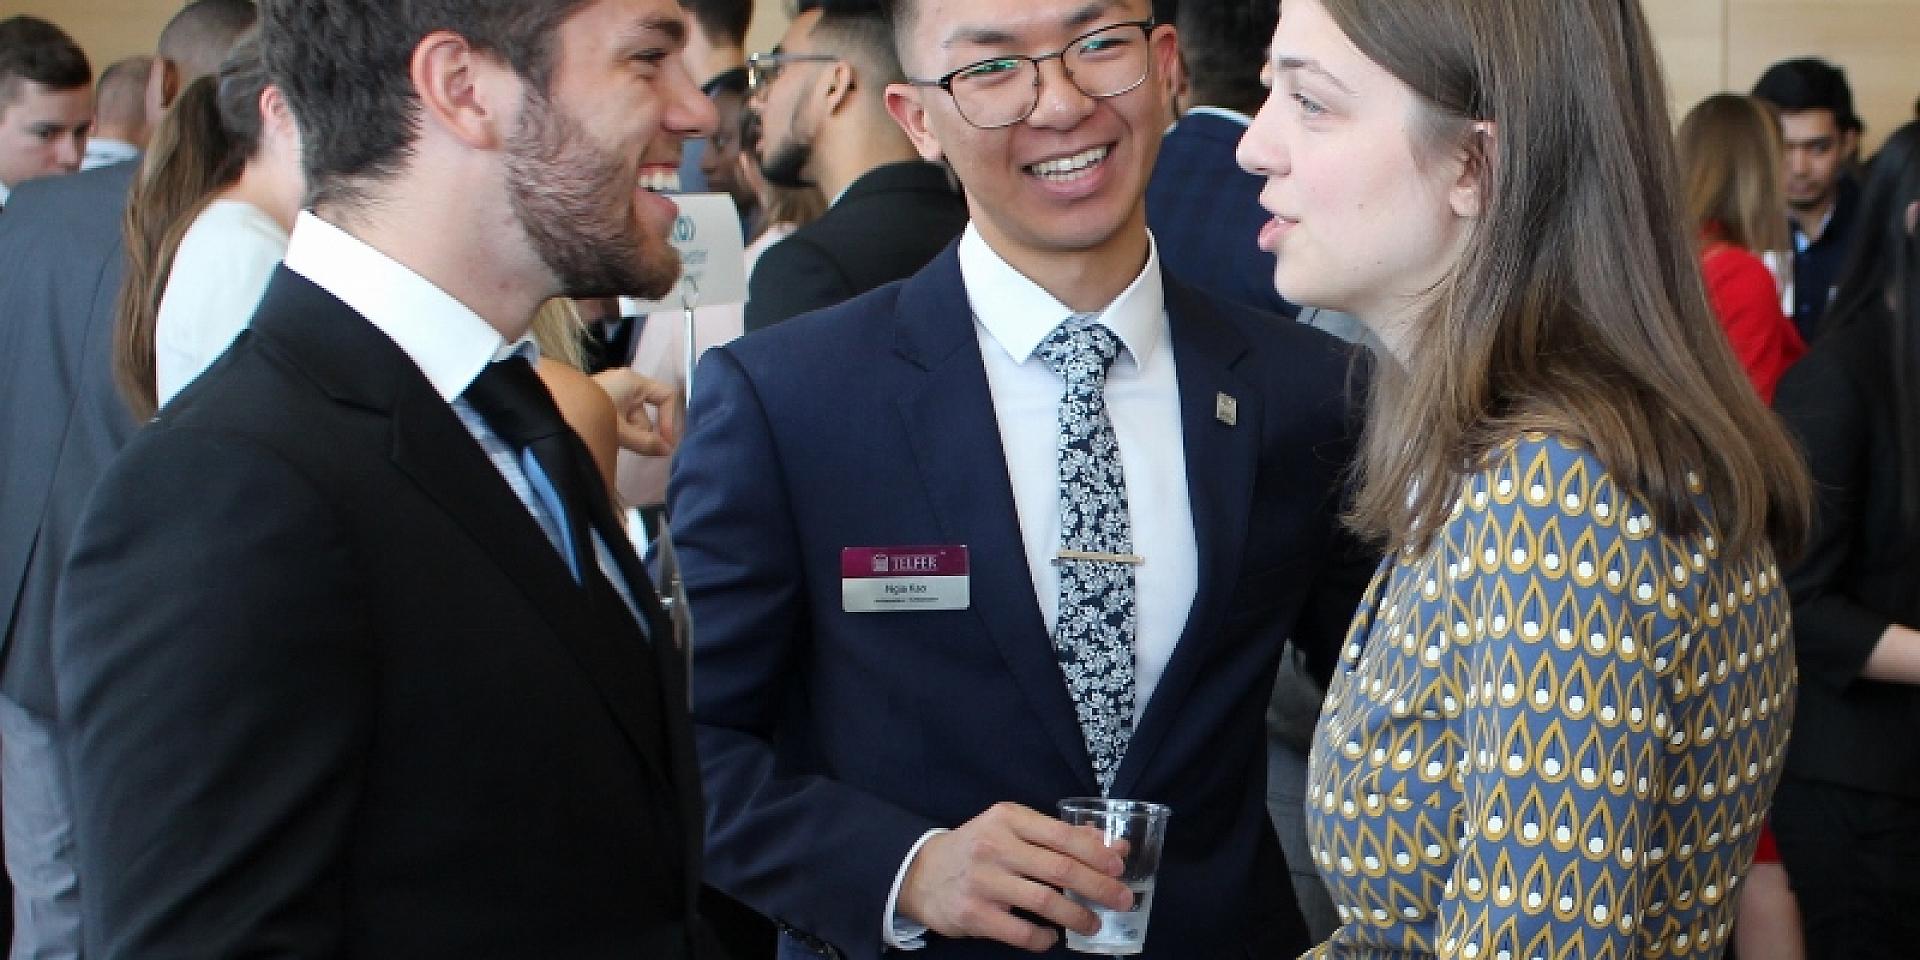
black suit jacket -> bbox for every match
[0,161,140,719]
[673,243,1375,958]
[743,161,967,332]
[54,267,722,959]
[1775,309,1920,798]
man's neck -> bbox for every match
[977,213,1154,314]
[1790,194,1838,242]
[315,192,549,344]
[814,115,922,202]
[91,125,139,147]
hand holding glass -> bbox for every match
[1056,798,1170,955]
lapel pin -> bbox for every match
[1215,392,1238,426]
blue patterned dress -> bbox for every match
[1304,434,1795,960]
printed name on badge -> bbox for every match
[842,546,970,612]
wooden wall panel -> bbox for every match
[1727,0,1920,152]
[1,0,173,73]
[1647,0,1731,129]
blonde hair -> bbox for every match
[1679,93,1791,257]
[530,298,586,369]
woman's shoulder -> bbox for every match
[1451,432,1646,536]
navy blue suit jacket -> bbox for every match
[1146,111,1297,321]
[668,241,1375,959]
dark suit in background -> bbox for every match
[1771,309,1920,958]
[0,160,141,954]
[1145,110,1297,320]
[743,160,967,333]
[53,266,720,959]
[673,244,1373,958]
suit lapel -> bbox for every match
[250,269,677,791]
[892,249,1098,790]
[1112,279,1261,796]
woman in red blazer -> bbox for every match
[1680,93,1808,404]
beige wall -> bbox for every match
[1645,0,1916,152]
[10,0,1914,150]
[0,0,796,81]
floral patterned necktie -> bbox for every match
[1037,313,1136,795]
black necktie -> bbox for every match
[463,355,607,586]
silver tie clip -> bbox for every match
[1055,549,1145,566]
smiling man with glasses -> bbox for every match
[669,0,1376,955]
[739,3,967,331]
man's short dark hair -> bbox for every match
[261,0,593,209]
[1176,0,1273,116]
[811,3,903,88]
[680,0,752,47]
[1752,57,1862,134]
[158,0,260,83]
[0,16,92,113]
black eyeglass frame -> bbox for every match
[900,19,1159,130]
[746,51,842,94]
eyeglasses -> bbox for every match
[902,20,1157,130]
[746,51,841,94]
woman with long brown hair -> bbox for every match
[1236,0,1811,957]
[114,31,302,419]
[1679,93,1807,403]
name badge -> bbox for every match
[842,546,970,612]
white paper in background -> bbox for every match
[624,193,748,313]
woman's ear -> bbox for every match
[1448,121,1495,219]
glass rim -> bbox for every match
[1058,796,1172,819]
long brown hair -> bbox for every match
[1679,93,1790,258]
[113,32,268,420]
[1320,0,1811,560]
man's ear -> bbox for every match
[884,83,944,162]
[407,29,526,151]
[1448,121,1495,219]
[146,56,179,119]
[1841,127,1862,164]
[410,30,517,151]
[821,60,856,115]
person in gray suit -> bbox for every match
[0,3,257,955]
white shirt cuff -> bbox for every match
[882,828,948,950]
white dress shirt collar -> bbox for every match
[282,210,522,401]
[0,180,11,207]
[957,223,1167,371]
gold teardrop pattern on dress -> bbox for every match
[1303,435,1796,960]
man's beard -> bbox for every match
[759,134,814,191]
[506,90,680,300]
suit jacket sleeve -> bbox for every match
[743,235,854,333]
[1293,353,1379,687]
[1775,347,1894,686]
[55,427,372,959]
[670,347,939,954]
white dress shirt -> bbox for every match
[81,137,140,171]
[282,211,643,625]
[156,200,289,405]
[882,225,1197,948]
